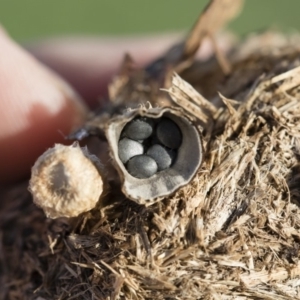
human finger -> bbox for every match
[0,26,88,184]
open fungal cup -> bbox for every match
[106,107,203,205]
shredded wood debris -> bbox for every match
[2,32,300,300]
[2,1,300,299]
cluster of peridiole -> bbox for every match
[118,117,182,179]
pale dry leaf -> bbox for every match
[183,0,244,58]
[147,0,244,75]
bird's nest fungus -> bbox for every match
[2,1,300,299]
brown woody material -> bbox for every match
[3,1,300,300]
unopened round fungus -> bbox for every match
[29,143,104,218]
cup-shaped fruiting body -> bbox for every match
[106,106,203,205]
[29,143,104,218]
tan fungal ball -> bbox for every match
[29,143,104,218]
